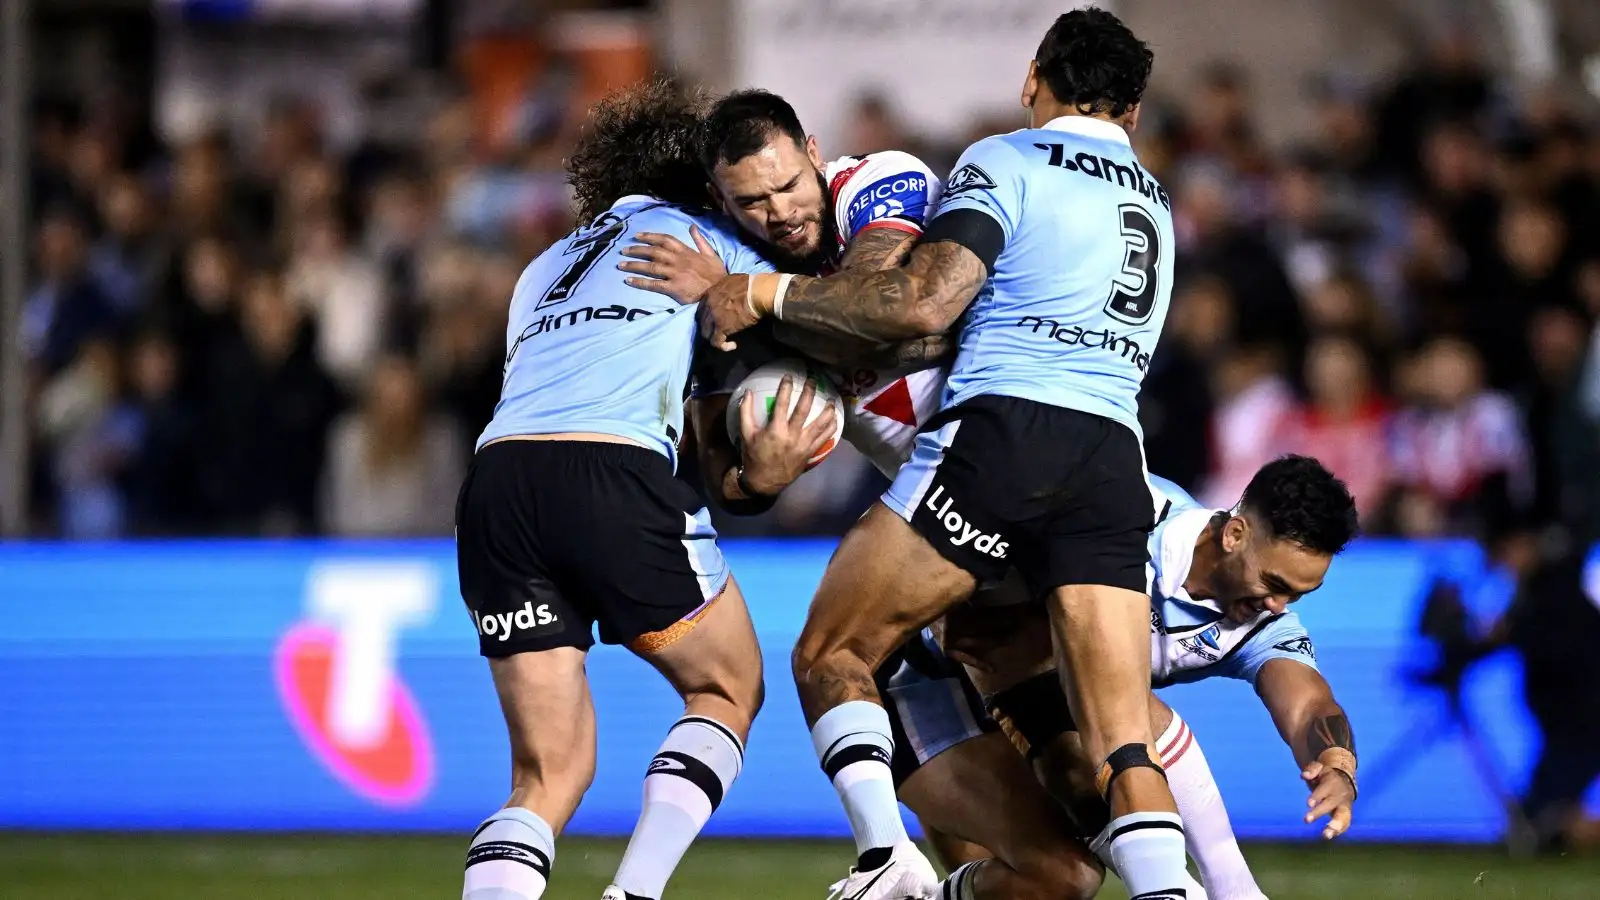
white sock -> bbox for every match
[938,860,986,900]
[1094,809,1190,900]
[463,807,554,900]
[811,701,908,861]
[1160,713,1267,900]
[612,715,744,900]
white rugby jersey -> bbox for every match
[1146,476,1320,688]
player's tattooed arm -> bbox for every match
[838,225,918,272]
[1305,713,1356,759]
[780,240,987,342]
[1257,658,1358,839]
[766,227,953,367]
[699,240,987,349]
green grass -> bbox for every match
[1,834,1598,899]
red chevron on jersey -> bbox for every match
[862,377,918,427]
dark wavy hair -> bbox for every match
[699,89,807,171]
[1240,455,1360,555]
[1034,7,1154,119]
[565,78,712,223]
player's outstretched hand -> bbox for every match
[702,274,764,351]
[618,225,726,303]
[737,374,836,496]
[1302,759,1356,840]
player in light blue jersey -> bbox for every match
[697,10,1194,899]
[454,81,788,900]
[938,456,1361,900]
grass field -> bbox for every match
[2,834,1599,899]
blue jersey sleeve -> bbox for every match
[930,136,1028,246]
[691,214,775,277]
[1213,612,1319,685]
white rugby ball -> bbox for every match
[726,359,846,469]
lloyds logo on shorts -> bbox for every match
[474,601,560,641]
[923,485,1009,559]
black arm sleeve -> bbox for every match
[919,208,1005,276]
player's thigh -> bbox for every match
[899,732,1102,898]
[487,647,598,831]
[632,575,764,735]
[795,501,975,670]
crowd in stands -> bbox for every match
[19,31,1600,548]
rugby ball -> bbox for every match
[726,359,846,469]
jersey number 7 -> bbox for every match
[1105,203,1162,325]
[535,213,628,310]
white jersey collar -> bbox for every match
[1154,507,1219,602]
[1038,115,1132,147]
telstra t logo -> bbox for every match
[274,561,437,806]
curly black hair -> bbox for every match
[565,78,712,224]
[1240,455,1360,555]
[1034,7,1154,119]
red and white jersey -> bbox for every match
[818,151,950,476]
[821,151,941,271]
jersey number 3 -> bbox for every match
[1105,203,1162,325]
[536,214,627,310]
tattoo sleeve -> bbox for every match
[1305,713,1356,759]
[838,226,918,272]
[778,240,988,343]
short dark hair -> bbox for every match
[1240,455,1359,555]
[565,78,711,223]
[699,89,807,172]
[1034,7,1154,119]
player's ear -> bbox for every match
[1021,60,1040,110]
[1221,515,1248,553]
[805,135,824,170]
[706,179,726,211]
[1124,102,1142,133]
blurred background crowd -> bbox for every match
[8,0,1600,549]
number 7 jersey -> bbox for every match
[934,116,1175,441]
[479,196,774,466]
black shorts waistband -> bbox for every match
[475,437,670,474]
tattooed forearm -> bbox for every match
[770,321,955,369]
[1305,713,1356,758]
[779,241,988,343]
[838,226,918,272]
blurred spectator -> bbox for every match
[1142,276,1231,491]
[91,175,173,315]
[1202,343,1296,509]
[121,332,199,536]
[23,207,123,378]
[841,91,912,158]
[196,270,343,535]
[1287,337,1393,521]
[322,355,464,537]
[1390,338,1532,539]
[36,336,138,539]
[286,208,389,387]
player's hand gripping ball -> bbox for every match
[727,359,846,469]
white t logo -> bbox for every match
[306,561,437,750]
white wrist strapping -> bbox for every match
[773,273,795,320]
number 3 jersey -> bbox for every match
[480,196,774,467]
[933,116,1176,442]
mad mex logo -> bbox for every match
[274,561,437,806]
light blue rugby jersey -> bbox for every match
[932,116,1176,440]
[1145,475,1320,688]
[480,196,774,466]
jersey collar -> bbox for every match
[1153,507,1219,602]
[1038,115,1132,147]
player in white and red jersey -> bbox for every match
[622,90,1108,900]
